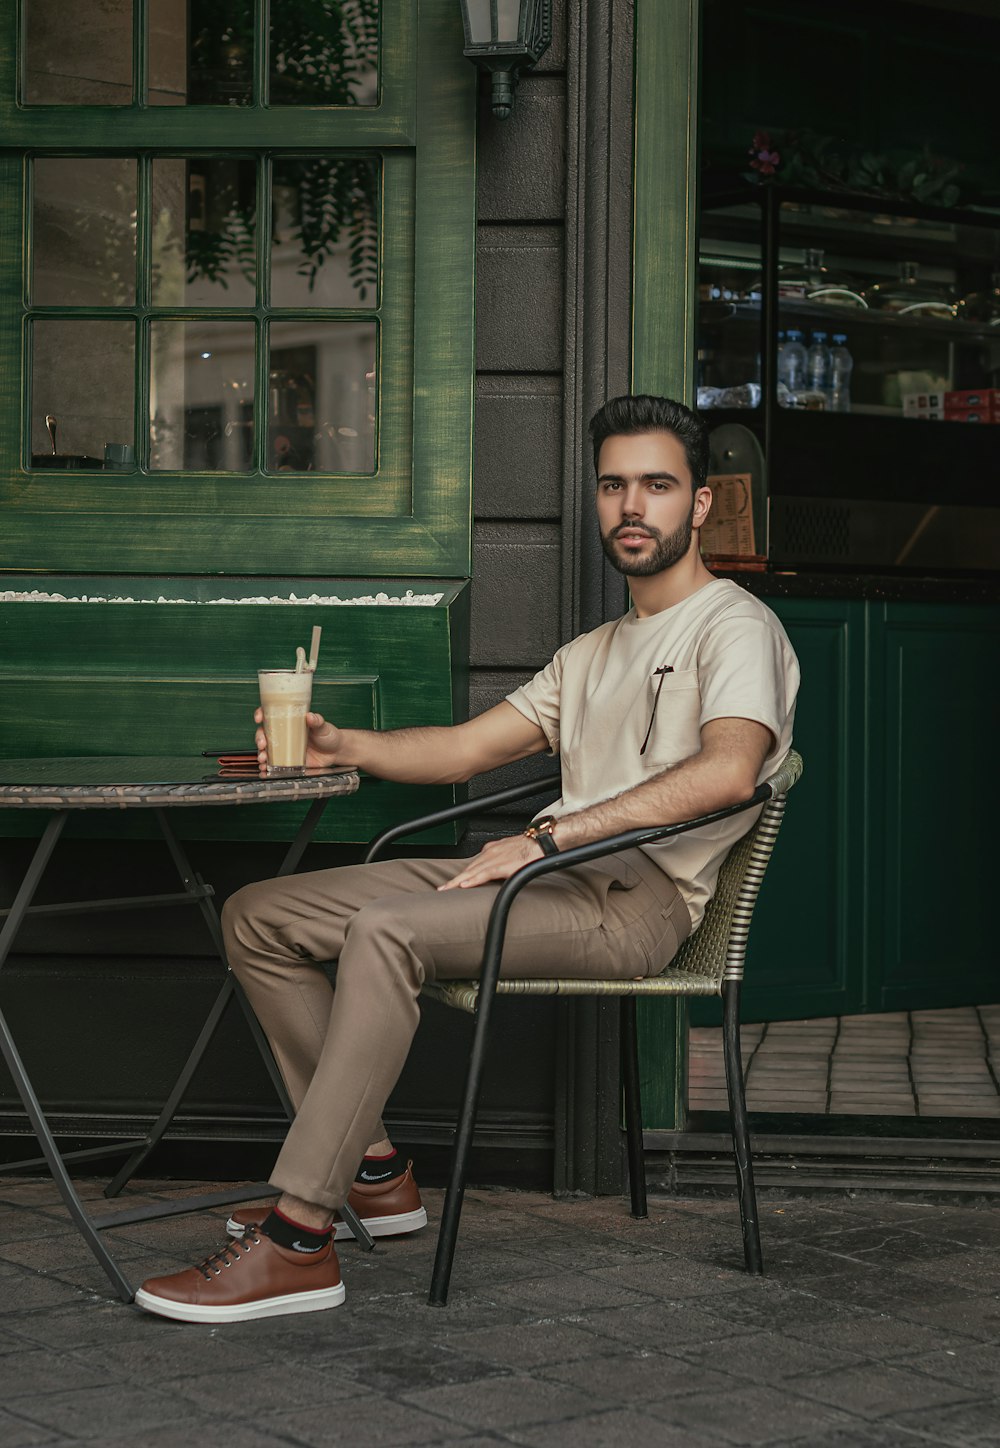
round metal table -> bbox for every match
[0,756,363,1301]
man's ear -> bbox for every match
[692,485,713,528]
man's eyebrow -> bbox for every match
[597,471,683,485]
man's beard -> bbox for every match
[600,502,695,577]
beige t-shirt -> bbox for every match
[505,579,799,930]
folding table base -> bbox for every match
[0,798,373,1303]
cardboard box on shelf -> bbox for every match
[943,408,999,424]
[943,388,1000,423]
[945,388,1000,411]
[902,391,945,420]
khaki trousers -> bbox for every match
[221,850,690,1210]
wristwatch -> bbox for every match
[524,814,560,856]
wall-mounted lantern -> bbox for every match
[457,0,552,120]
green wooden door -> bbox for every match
[874,601,1000,1012]
[740,596,868,1021]
[692,595,1000,1029]
[690,596,868,1027]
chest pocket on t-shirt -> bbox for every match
[638,667,701,768]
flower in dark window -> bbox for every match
[748,130,781,176]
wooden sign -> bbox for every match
[701,472,764,565]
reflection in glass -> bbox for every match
[268,322,376,473]
[271,158,379,307]
[23,0,132,105]
[270,0,379,105]
[31,321,134,468]
[462,0,522,43]
[33,158,137,307]
[150,322,255,471]
[151,159,256,305]
[148,0,254,106]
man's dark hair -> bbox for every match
[588,395,710,490]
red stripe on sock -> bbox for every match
[272,1206,332,1235]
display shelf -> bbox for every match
[698,298,1000,344]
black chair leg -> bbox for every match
[620,998,647,1219]
[722,979,763,1273]
[428,995,495,1306]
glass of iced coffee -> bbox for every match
[257,668,313,772]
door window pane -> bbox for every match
[267,321,376,473]
[23,0,133,105]
[151,158,256,305]
[32,158,137,307]
[31,320,135,469]
[270,1,379,106]
[148,0,254,106]
[271,158,379,307]
[150,321,255,471]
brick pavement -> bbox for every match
[1,1175,999,1446]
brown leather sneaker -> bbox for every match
[134,1227,345,1324]
[226,1160,428,1242]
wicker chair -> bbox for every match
[365,749,803,1305]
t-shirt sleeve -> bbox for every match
[696,610,799,746]
[505,645,566,756]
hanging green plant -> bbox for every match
[744,128,964,208]
[181,0,380,293]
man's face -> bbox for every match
[595,430,707,578]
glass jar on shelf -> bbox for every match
[864,261,956,319]
[768,247,867,309]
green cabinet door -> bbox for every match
[690,596,868,1026]
[691,594,999,1030]
[874,601,1000,1011]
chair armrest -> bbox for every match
[496,780,773,887]
[364,772,562,864]
[464,780,777,1024]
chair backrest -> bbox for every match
[667,749,803,989]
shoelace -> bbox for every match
[198,1226,261,1280]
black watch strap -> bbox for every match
[524,815,560,856]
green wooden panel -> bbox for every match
[874,602,1000,1012]
[631,0,701,1129]
[692,597,869,1026]
[631,0,700,403]
[636,994,688,1133]
[0,576,470,842]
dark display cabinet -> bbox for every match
[697,185,1000,572]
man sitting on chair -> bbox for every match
[136,394,799,1324]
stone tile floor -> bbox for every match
[690,1004,1000,1118]
[1,1172,1000,1446]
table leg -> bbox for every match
[105,812,295,1196]
[277,797,331,877]
[0,813,135,1302]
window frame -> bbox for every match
[0,0,476,578]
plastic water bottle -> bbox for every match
[778,328,807,404]
[807,331,831,394]
[828,334,853,413]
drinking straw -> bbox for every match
[309,625,322,672]
[294,646,307,672]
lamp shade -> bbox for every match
[458,0,552,118]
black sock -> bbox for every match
[355,1148,406,1186]
[260,1208,332,1254]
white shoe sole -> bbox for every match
[134,1280,345,1324]
[225,1206,428,1241]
